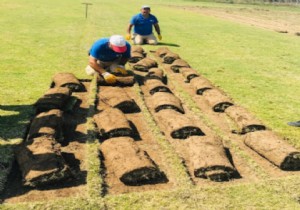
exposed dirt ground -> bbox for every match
[1,8,300,204]
[173,5,300,36]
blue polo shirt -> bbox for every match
[89,38,131,62]
[130,13,158,36]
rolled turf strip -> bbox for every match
[144,79,172,95]
[27,109,64,143]
[128,51,145,63]
[225,105,266,134]
[98,87,140,113]
[131,45,146,54]
[244,130,300,170]
[144,68,164,81]
[96,68,135,84]
[115,75,136,86]
[52,72,84,92]
[163,52,180,64]
[202,89,234,112]
[180,67,199,82]
[99,137,166,186]
[187,136,237,181]
[132,58,158,72]
[15,136,71,187]
[190,76,214,95]
[34,87,71,114]
[150,92,185,114]
[155,47,170,58]
[155,109,205,139]
[170,59,190,73]
[93,108,133,140]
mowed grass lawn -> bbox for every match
[1,0,300,209]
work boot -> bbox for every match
[287,121,300,127]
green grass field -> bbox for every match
[1,0,300,209]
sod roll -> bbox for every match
[100,137,166,186]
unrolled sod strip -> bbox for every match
[27,109,63,143]
[97,75,136,86]
[15,136,71,187]
[155,109,205,139]
[187,136,237,182]
[93,108,133,140]
[52,72,84,92]
[190,76,214,95]
[149,92,185,114]
[225,105,266,134]
[115,76,136,86]
[99,137,166,186]
[98,87,140,113]
[144,79,172,95]
[202,89,234,112]
[244,130,300,170]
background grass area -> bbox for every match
[1,0,300,209]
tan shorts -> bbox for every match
[133,33,157,45]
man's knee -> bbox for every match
[134,37,144,45]
[85,65,96,75]
[148,39,158,45]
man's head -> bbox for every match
[140,5,151,16]
[109,35,127,53]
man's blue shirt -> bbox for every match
[89,38,131,61]
[130,14,158,35]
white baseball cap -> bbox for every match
[141,5,150,9]
[109,35,127,53]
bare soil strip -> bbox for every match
[2,46,300,203]
[96,85,175,195]
[170,5,300,36]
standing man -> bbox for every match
[126,5,162,45]
[85,35,131,84]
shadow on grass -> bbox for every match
[157,42,180,47]
[136,42,180,47]
[0,104,33,141]
[0,158,87,202]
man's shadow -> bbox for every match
[157,42,180,47]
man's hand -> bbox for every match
[125,34,131,41]
[115,66,128,75]
[158,34,162,40]
[102,72,117,84]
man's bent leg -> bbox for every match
[146,33,158,45]
[85,60,113,76]
[133,34,144,45]
[85,65,96,75]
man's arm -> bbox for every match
[88,56,106,74]
[127,24,133,34]
[89,55,117,84]
[154,23,161,35]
